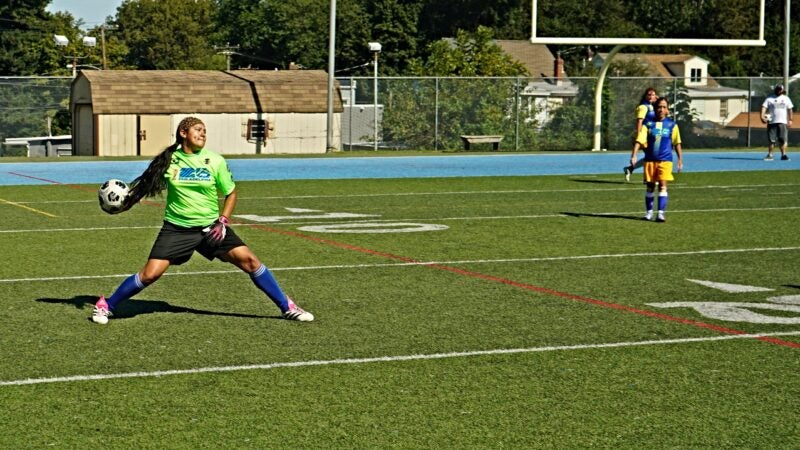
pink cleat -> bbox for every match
[282,297,314,322]
[92,296,111,324]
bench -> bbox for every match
[460,135,503,151]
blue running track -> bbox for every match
[0,152,795,186]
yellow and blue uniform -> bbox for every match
[637,118,681,183]
[636,101,656,123]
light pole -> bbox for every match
[369,42,381,151]
[54,34,97,77]
[326,0,337,152]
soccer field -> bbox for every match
[1,170,798,447]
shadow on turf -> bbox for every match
[570,178,628,185]
[37,295,277,321]
[711,156,765,161]
[561,211,644,221]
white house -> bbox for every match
[495,40,579,127]
[593,53,750,125]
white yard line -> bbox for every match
[3,331,799,387]
[1,246,798,284]
[2,205,800,233]
[9,182,800,204]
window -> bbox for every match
[690,68,703,83]
[247,119,268,141]
[720,99,728,119]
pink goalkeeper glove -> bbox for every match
[202,216,229,246]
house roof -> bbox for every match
[76,70,343,115]
[494,40,562,79]
[598,53,720,87]
[726,112,800,129]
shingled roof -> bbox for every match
[597,53,720,87]
[494,40,560,79]
[75,70,343,115]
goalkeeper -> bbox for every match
[91,117,313,324]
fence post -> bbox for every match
[515,77,521,151]
[434,77,439,151]
[747,77,752,148]
[348,75,354,151]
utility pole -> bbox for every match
[214,43,239,70]
[100,25,117,70]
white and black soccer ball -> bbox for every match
[98,179,129,214]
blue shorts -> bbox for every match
[148,221,246,265]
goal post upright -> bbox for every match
[529,0,768,151]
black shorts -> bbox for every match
[767,123,788,145]
[148,221,246,265]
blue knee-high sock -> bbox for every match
[250,264,289,312]
[658,191,668,211]
[107,273,146,310]
[645,191,655,212]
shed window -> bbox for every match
[247,119,268,141]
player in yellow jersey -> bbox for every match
[92,117,314,324]
[630,97,683,222]
[624,87,658,181]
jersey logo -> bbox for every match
[178,167,211,181]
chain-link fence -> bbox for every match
[0,77,72,155]
[341,76,796,152]
[1,76,793,155]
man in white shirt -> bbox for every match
[761,84,794,161]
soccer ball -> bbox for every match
[98,179,129,214]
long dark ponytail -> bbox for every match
[124,117,204,207]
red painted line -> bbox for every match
[251,223,800,349]
[8,172,95,193]
[11,173,797,349]
[7,172,164,207]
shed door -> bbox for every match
[138,115,173,156]
[74,104,94,156]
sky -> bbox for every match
[46,0,124,29]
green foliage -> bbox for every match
[409,27,528,77]
[0,1,82,76]
[382,27,529,149]
[0,78,71,144]
[116,0,223,70]
[365,0,423,75]
[539,0,645,40]
[214,0,371,71]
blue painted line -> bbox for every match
[0,152,795,186]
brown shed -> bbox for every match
[70,70,343,156]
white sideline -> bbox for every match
[3,331,800,387]
[1,246,799,284]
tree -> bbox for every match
[116,0,223,70]
[364,0,423,75]
[0,0,81,76]
[382,26,531,150]
[417,0,528,41]
[214,0,371,71]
